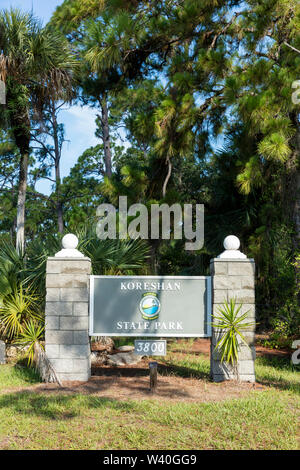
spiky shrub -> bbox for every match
[14,318,44,365]
[0,286,42,341]
[14,319,61,384]
[212,298,256,380]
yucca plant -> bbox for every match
[212,298,256,380]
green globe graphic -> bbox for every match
[139,293,160,320]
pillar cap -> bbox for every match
[218,235,247,259]
[55,234,85,258]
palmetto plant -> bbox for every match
[0,240,51,344]
[24,236,60,292]
[0,236,59,297]
[0,241,25,297]
[212,298,256,378]
[0,286,42,341]
[14,317,60,384]
[14,318,45,365]
[77,228,150,275]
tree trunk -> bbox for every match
[149,239,160,274]
[52,103,64,234]
[286,114,300,297]
[100,93,112,178]
[162,156,172,198]
[57,203,64,234]
[55,168,64,234]
[293,130,300,296]
[11,99,31,253]
[16,151,29,253]
[96,94,112,347]
[287,116,300,251]
[10,217,17,243]
[294,155,300,250]
[55,159,64,234]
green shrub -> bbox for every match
[262,299,300,349]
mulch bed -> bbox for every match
[3,338,281,403]
[31,373,261,403]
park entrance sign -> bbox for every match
[45,234,256,383]
[89,276,212,337]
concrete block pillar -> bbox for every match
[45,234,91,382]
[0,340,5,364]
[210,235,256,382]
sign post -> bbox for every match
[149,361,158,393]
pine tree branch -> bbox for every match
[284,42,300,55]
[208,12,240,51]
[31,136,55,160]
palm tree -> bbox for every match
[0,8,76,252]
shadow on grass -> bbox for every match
[256,355,296,370]
[0,363,41,390]
[0,391,139,420]
[158,362,211,381]
[92,367,149,377]
[13,363,41,384]
[255,355,300,394]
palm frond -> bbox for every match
[14,318,45,365]
[78,235,150,275]
[0,286,42,341]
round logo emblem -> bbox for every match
[139,293,160,321]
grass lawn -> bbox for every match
[0,341,299,450]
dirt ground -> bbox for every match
[6,338,285,403]
[32,372,260,403]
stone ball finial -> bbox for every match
[223,235,240,251]
[217,235,247,259]
[62,234,79,250]
[55,233,84,258]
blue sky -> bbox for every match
[2,0,100,195]
[1,0,61,23]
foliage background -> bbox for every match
[0,0,299,345]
